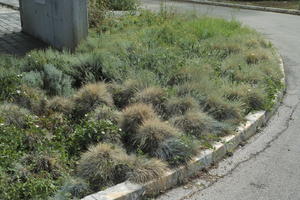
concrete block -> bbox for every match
[212,142,227,163]
[223,134,241,153]
[19,0,88,50]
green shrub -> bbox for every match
[170,111,227,138]
[54,177,90,199]
[132,87,167,115]
[0,103,32,128]
[77,143,130,189]
[119,103,157,134]
[107,80,140,109]
[88,0,108,28]
[87,105,121,124]
[72,82,113,118]
[133,119,178,153]
[165,96,199,117]
[128,157,168,183]
[46,97,74,115]
[109,0,139,10]
[154,137,195,166]
[204,94,243,122]
[69,120,123,155]
[0,66,21,102]
[42,64,74,96]
[22,71,44,88]
[12,85,47,115]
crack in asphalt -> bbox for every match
[179,99,300,200]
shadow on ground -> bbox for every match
[0,31,47,56]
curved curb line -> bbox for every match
[180,0,300,16]
[82,54,285,200]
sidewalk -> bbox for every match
[0,5,46,56]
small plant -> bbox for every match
[109,0,139,10]
[204,94,242,122]
[69,120,123,155]
[245,50,269,65]
[133,119,179,154]
[128,157,168,183]
[107,80,139,109]
[54,177,90,199]
[0,103,32,128]
[119,103,157,134]
[154,137,195,166]
[12,85,47,115]
[170,111,217,138]
[87,105,121,124]
[77,143,130,189]
[165,96,199,117]
[72,82,114,118]
[46,96,74,115]
[22,71,44,89]
[132,87,167,115]
[88,0,108,28]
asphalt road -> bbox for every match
[141,1,300,199]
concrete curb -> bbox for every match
[0,2,19,10]
[82,53,286,200]
[180,0,300,16]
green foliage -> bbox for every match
[0,59,21,102]
[154,137,195,166]
[128,157,168,183]
[69,120,123,156]
[54,177,90,199]
[109,0,139,10]
[0,103,32,128]
[0,10,283,199]
[133,119,178,153]
[43,64,74,96]
[77,143,130,189]
[120,103,157,134]
[72,82,114,118]
[87,105,121,124]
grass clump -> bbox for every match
[165,96,199,117]
[128,157,168,183]
[0,103,32,128]
[46,96,74,115]
[132,87,167,115]
[72,82,113,118]
[120,103,157,134]
[134,119,178,153]
[77,143,130,189]
[87,105,121,124]
[170,111,230,138]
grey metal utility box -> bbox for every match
[19,0,88,50]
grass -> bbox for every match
[0,9,283,199]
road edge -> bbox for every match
[81,52,286,200]
[177,0,300,16]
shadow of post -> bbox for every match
[0,31,47,56]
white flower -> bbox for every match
[0,123,4,126]
[16,90,21,94]
[101,131,105,134]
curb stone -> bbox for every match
[180,0,300,16]
[82,54,285,200]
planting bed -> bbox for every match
[0,10,283,199]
